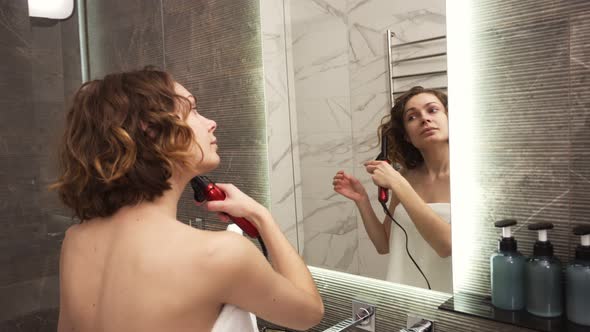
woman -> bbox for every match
[53,68,323,331]
[333,86,452,292]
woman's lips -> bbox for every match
[421,128,437,135]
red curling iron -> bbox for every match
[190,176,260,238]
[376,135,389,204]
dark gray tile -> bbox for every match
[0,2,33,104]
[86,0,164,78]
[0,277,59,323]
[568,11,590,256]
[461,5,582,298]
[59,8,82,98]
[0,2,31,49]
[163,0,268,221]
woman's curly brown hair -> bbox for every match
[378,86,448,170]
[51,67,200,221]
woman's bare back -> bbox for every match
[58,209,228,332]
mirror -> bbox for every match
[264,0,451,292]
[68,0,451,294]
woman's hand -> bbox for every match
[201,183,268,227]
[364,160,403,189]
[332,171,368,203]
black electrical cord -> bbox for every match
[380,201,431,290]
[257,236,268,259]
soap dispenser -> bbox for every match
[524,222,562,317]
[491,219,525,310]
[566,225,590,327]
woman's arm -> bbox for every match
[333,171,392,254]
[204,184,324,331]
[355,193,396,254]
[365,161,452,257]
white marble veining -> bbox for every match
[261,0,302,250]
[351,92,389,134]
[301,166,350,201]
[299,133,353,167]
[352,132,380,166]
[296,97,351,134]
[349,57,390,96]
[291,0,349,100]
[268,135,299,245]
[303,229,359,274]
[302,199,357,234]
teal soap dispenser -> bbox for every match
[491,219,526,310]
[566,225,590,327]
[524,222,563,317]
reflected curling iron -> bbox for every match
[376,135,389,204]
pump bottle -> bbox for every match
[491,219,526,310]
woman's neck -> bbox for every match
[120,173,188,220]
[419,143,450,178]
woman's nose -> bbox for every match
[209,119,217,131]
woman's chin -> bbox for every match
[206,155,221,171]
[415,136,448,148]
[192,156,221,174]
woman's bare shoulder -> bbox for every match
[182,225,262,271]
[61,222,93,251]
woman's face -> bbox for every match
[174,82,220,172]
[402,92,448,149]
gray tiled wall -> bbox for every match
[85,0,268,229]
[458,0,590,297]
[1,0,267,327]
[0,0,81,324]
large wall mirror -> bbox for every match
[263,0,450,293]
[55,0,587,312]
[72,0,451,295]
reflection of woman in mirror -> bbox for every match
[332,86,451,292]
